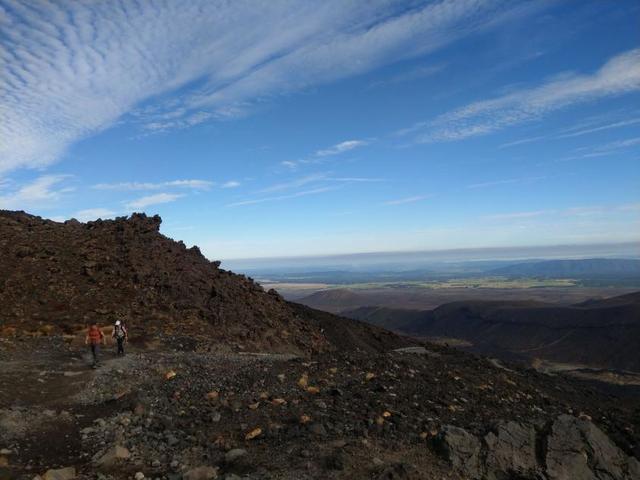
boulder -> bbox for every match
[224,448,247,464]
[545,414,640,480]
[433,416,640,480]
[183,466,218,480]
[95,445,130,467]
[484,421,537,479]
[42,467,76,480]
[434,425,481,479]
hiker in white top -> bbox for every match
[112,319,128,356]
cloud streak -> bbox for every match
[466,176,546,189]
[383,195,431,206]
[125,193,184,210]
[227,187,335,207]
[415,48,640,143]
[93,180,214,191]
[232,173,382,206]
[1,0,543,173]
[0,175,73,210]
[282,139,370,169]
[73,208,117,222]
[315,140,368,157]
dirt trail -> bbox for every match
[0,338,133,476]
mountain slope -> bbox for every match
[0,211,408,354]
[345,293,640,371]
[300,288,370,313]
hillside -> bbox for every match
[344,292,640,372]
[300,288,370,313]
[0,211,408,355]
[488,258,640,277]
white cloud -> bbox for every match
[315,140,368,157]
[415,48,640,143]
[227,187,335,207]
[556,117,640,139]
[260,173,382,194]
[260,173,329,193]
[561,136,640,161]
[281,161,299,170]
[93,180,213,190]
[466,176,546,189]
[125,193,184,210]
[73,208,117,222]
[0,175,73,210]
[500,117,640,149]
[221,181,241,188]
[0,0,543,173]
[484,210,548,221]
[229,173,382,206]
[383,195,431,206]
[283,139,370,169]
[484,203,640,222]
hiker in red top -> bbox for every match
[85,321,105,368]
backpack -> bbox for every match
[114,324,126,339]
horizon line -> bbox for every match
[220,240,640,263]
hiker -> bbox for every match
[112,319,128,355]
[85,320,105,368]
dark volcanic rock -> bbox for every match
[484,421,537,479]
[435,415,640,480]
[434,425,482,478]
[0,211,409,354]
[545,415,640,480]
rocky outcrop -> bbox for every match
[0,211,328,353]
[435,415,640,480]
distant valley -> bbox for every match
[343,292,640,373]
[259,257,640,383]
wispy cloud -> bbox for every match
[227,186,335,207]
[93,179,214,191]
[233,173,381,206]
[556,117,640,139]
[125,193,184,210]
[0,175,73,210]
[73,208,118,222]
[384,195,431,206]
[260,173,381,194]
[483,203,640,222]
[499,116,640,149]
[466,176,546,189]
[221,181,241,189]
[498,135,550,149]
[315,140,368,157]
[282,139,370,169]
[484,210,548,221]
[0,0,544,173]
[413,48,640,143]
[561,136,640,161]
[260,173,329,194]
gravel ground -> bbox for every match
[1,337,638,479]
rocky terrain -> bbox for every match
[1,211,639,479]
[0,211,328,354]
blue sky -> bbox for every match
[1,0,639,260]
